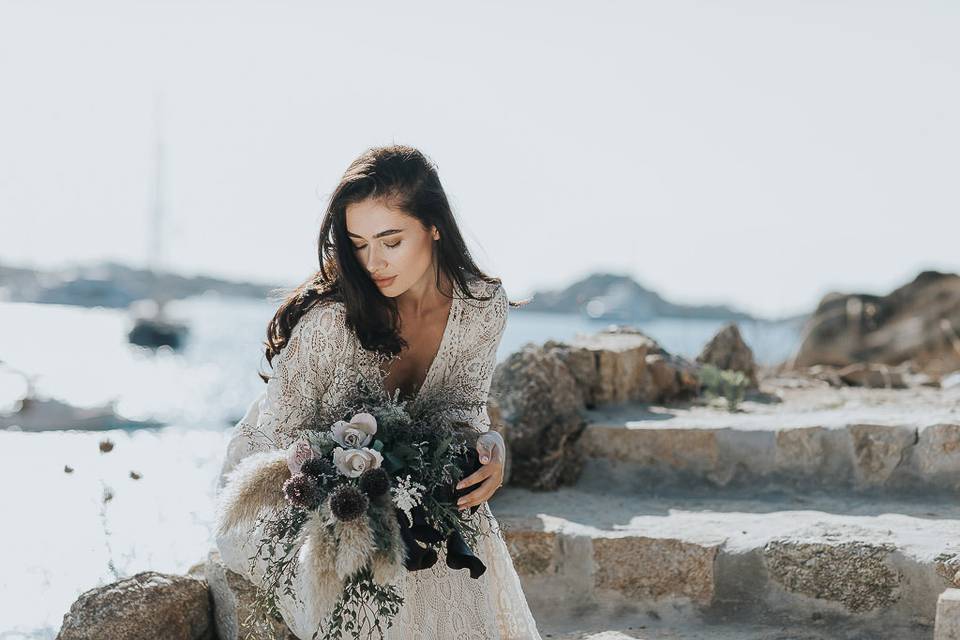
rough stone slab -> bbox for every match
[761,539,902,613]
[582,385,960,432]
[490,486,960,629]
[578,386,960,493]
[913,424,960,482]
[592,535,718,605]
[578,422,932,492]
[546,619,931,640]
[502,527,558,576]
[936,589,960,640]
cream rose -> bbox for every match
[330,412,378,448]
[332,446,383,478]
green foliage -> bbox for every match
[243,504,311,640]
[313,564,403,640]
[698,363,750,412]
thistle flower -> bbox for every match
[282,473,322,510]
[330,484,370,521]
[359,467,390,498]
[301,457,335,480]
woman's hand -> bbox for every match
[455,430,506,511]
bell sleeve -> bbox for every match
[455,283,509,434]
[213,302,347,639]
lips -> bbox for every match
[373,275,396,286]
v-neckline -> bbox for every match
[388,287,460,405]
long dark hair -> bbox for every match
[260,144,519,382]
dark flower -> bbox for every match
[330,484,370,521]
[301,457,335,480]
[359,467,390,498]
[283,473,322,510]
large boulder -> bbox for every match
[205,550,296,640]
[791,270,960,377]
[561,326,699,407]
[490,328,698,490]
[646,351,701,401]
[57,571,214,640]
[696,323,759,388]
[491,343,588,490]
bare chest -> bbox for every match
[381,301,452,400]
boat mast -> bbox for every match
[148,91,168,317]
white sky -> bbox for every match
[0,0,957,320]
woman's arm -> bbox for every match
[453,283,510,508]
[213,302,348,638]
[219,302,346,480]
[457,283,509,434]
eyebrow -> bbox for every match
[347,228,404,240]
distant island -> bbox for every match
[517,272,805,324]
[0,261,804,324]
[0,260,277,309]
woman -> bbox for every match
[214,145,543,639]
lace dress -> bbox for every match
[214,276,543,640]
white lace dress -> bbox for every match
[214,277,543,640]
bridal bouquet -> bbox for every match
[220,370,499,640]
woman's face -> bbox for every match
[345,198,438,298]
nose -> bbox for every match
[365,246,387,273]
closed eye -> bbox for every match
[354,241,401,251]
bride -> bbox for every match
[214,145,543,639]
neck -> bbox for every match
[396,263,453,319]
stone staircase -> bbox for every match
[490,383,960,639]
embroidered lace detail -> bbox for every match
[216,277,542,639]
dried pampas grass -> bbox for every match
[300,499,343,619]
[215,449,290,537]
[333,508,377,581]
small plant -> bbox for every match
[698,364,750,412]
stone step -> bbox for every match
[577,387,960,494]
[488,486,959,638]
[937,589,960,639]
[544,621,925,640]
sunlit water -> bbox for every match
[0,295,801,637]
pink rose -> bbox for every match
[286,437,316,475]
